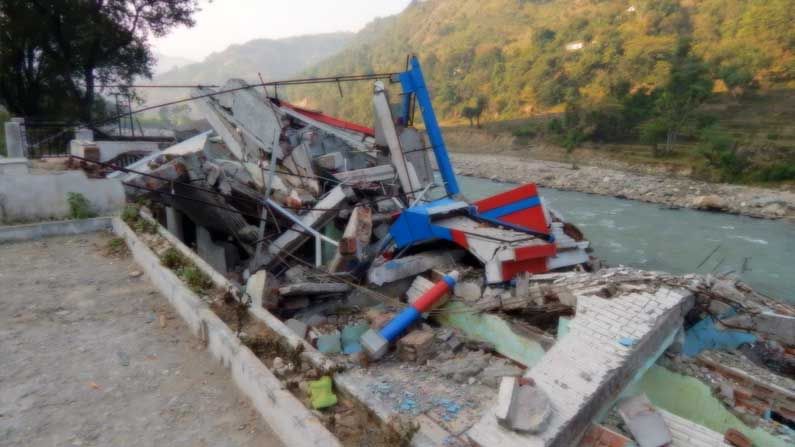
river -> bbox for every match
[436,175,794,304]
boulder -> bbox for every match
[691,195,725,211]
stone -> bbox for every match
[454,280,483,302]
[691,195,725,211]
[711,279,745,303]
[617,394,673,447]
[761,203,787,217]
[437,350,490,383]
[480,359,524,388]
[397,329,435,363]
[316,330,341,354]
[285,318,308,339]
[496,377,552,433]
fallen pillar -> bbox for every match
[362,271,458,360]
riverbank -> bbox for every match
[451,152,795,221]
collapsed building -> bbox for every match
[108,57,794,446]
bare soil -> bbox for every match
[0,233,283,447]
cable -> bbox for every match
[29,70,402,150]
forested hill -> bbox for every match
[291,0,795,125]
[140,32,354,111]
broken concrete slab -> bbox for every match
[618,394,673,447]
[719,312,795,346]
[468,287,693,446]
[368,249,465,286]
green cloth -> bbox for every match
[309,376,338,410]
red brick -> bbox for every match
[724,428,751,447]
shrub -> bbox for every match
[160,247,186,269]
[177,265,213,293]
[767,133,780,141]
[756,164,795,182]
[513,122,539,138]
[66,192,96,219]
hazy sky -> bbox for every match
[153,0,412,61]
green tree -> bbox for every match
[0,0,199,123]
[647,39,714,156]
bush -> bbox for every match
[67,192,96,219]
[756,164,795,182]
[546,117,563,134]
[767,133,780,141]
[513,122,539,138]
[698,125,746,180]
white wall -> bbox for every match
[70,139,160,163]
[0,170,125,223]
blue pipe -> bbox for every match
[399,56,460,197]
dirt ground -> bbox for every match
[0,232,283,447]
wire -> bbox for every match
[28,70,401,150]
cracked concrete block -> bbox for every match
[495,377,552,434]
[618,394,672,447]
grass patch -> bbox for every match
[159,247,213,294]
[67,192,96,219]
[177,265,214,294]
[121,204,157,234]
[102,237,129,258]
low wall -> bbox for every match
[0,217,112,243]
[0,170,124,223]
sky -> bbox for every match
[152,0,413,62]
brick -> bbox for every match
[724,428,751,447]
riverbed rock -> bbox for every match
[691,195,725,211]
[761,203,787,217]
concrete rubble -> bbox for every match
[83,56,795,447]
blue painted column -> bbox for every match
[399,56,460,197]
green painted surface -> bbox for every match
[437,301,546,367]
[637,366,791,447]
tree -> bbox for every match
[0,0,199,124]
[647,39,714,156]
[461,96,487,127]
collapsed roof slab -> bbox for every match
[468,287,694,447]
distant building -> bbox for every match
[565,41,584,52]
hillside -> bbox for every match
[293,0,793,120]
[286,0,795,183]
[140,32,355,112]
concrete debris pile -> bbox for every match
[112,56,794,447]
